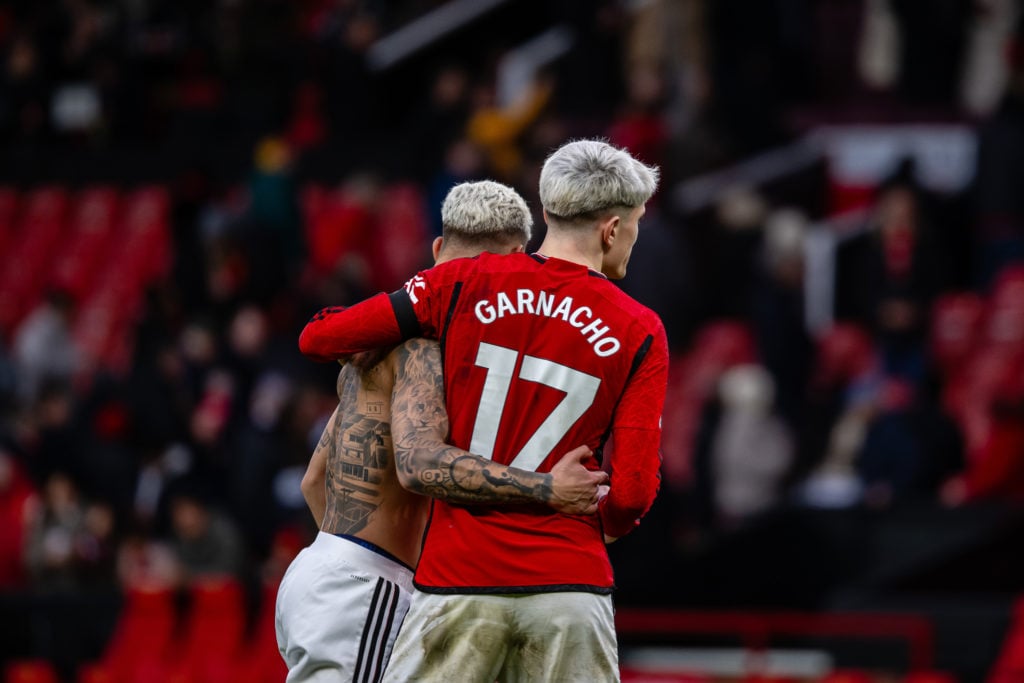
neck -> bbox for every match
[537,231,602,272]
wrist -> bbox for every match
[538,472,555,504]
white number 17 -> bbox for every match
[468,342,600,472]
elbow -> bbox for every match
[300,468,321,503]
[298,324,320,359]
[393,448,419,493]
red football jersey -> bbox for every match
[300,252,669,593]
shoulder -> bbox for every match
[392,338,440,360]
[390,338,442,374]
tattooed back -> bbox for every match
[320,346,430,569]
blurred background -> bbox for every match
[1,0,1023,681]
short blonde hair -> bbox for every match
[441,180,532,245]
[539,140,659,220]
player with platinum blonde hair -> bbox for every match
[438,179,532,251]
[299,140,668,682]
[539,139,659,222]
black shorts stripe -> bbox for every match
[354,579,402,683]
[389,290,420,340]
[353,578,384,682]
[372,585,401,680]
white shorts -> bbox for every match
[275,532,414,683]
[381,590,619,683]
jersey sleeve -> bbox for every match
[298,266,451,362]
[298,293,406,362]
[599,320,669,539]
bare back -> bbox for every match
[320,344,432,568]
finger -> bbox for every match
[564,445,593,462]
[593,471,610,485]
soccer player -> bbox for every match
[276,180,609,683]
[299,140,668,682]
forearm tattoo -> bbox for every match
[391,339,554,505]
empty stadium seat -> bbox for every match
[232,580,289,683]
[170,577,247,683]
[82,584,178,683]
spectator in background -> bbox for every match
[116,526,182,590]
[465,73,553,183]
[228,370,295,555]
[888,0,972,107]
[974,15,1024,287]
[27,383,84,487]
[793,324,882,508]
[856,378,964,507]
[704,186,769,320]
[1,33,49,147]
[710,364,794,528]
[402,65,472,184]
[836,164,943,384]
[752,207,813,428]
[25,471,87,590]
[12,290,79,404]
[166,484,244,583]
[245,137,304,300]
[607,65,669,173]
[425,138,487,239]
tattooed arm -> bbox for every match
[301,405,339,528]
[390,339,608,514]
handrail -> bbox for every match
[367,0,511,71]
[615,608,935,671]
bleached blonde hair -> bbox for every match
[539,139,659,222]
[441,180,532,246]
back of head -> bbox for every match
[440,180,532,256]
[539,139,659,223]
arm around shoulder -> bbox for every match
[298,293,408,361]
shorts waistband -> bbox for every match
[310,532,415,592]
[333,533,413,572]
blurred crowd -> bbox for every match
[1,0,1024,614]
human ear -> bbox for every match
[600,215,620,250]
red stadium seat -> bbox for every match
[0,187,19,225]
[929,293,984,377]
[4,661,58,683]
[0,187,19,264]
[233,580,289,683]
[52,188,119,300]
[990,265,1024,311]
[990,599,1024,682]
[170,577,247,683]
[302,183,375,278]
[812,323,876,387]
[372,182,430,290]
[0,187,70,334]
[89,584,178,683]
